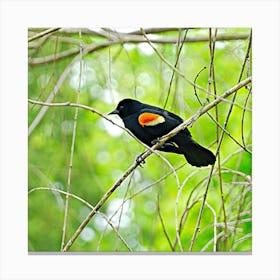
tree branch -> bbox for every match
[28,32,250,66]
[28,28,61,42]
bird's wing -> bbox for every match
[136,107,187,153]
[137,107,183,136]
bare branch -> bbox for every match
[61,30,83,251]
[28,28,61,42]
[28,56,80,136]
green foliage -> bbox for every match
[28,28,252,252]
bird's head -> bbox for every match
[108,98,143,118]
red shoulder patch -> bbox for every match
[138,112,165,127]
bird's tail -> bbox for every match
[176,136,216,167]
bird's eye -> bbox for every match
[119,105,124,110]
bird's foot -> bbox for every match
[151,137,161,146]
[136,152,146,167]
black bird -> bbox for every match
[109,98,215,167]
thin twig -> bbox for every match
[128,163,186,200]
[189,164,215,251]
[241,88,252,148]
[204,200,217,252]
[209,28,230,251]
[28,28,61,42]
[164,28,189,108]
[231,185,251,248]
[60,30,83,251]
[157,191,174,250]
[173,169,204,246]
[114,173,134,250]
[201,232,224,252]
[28,56,80,136]
[232,233,252,251]
[29,99,113,120]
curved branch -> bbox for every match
[28,28,61,42]
[29,187,132,251]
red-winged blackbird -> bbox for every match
[109,98,216,167]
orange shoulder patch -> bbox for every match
[138,112,165,127]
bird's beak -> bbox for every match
[108,109,119,115]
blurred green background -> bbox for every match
[28,28,252,252]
